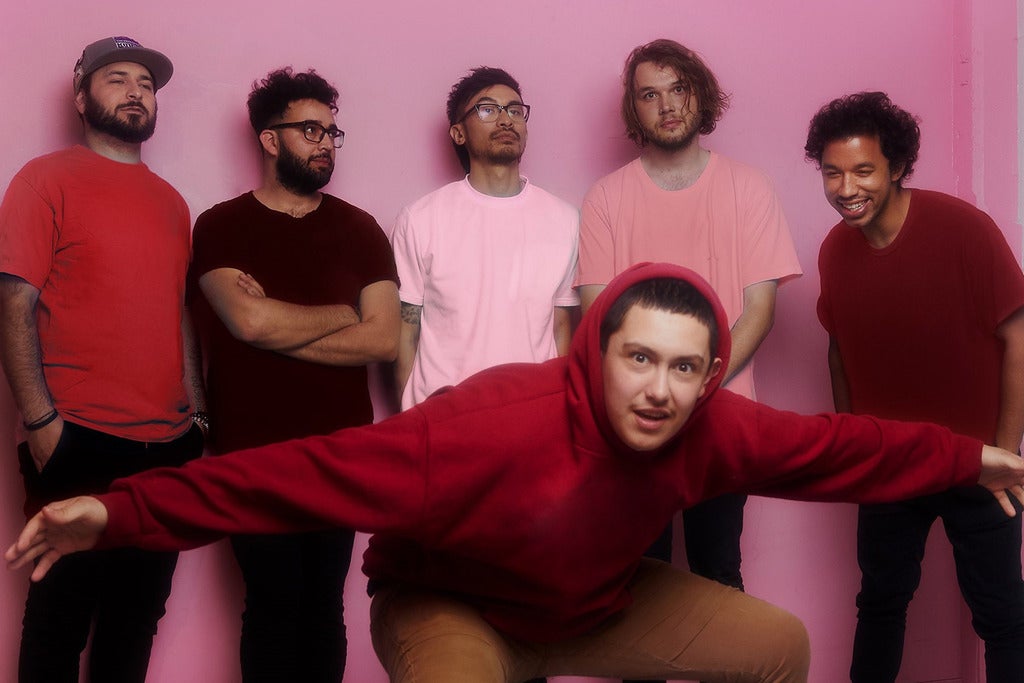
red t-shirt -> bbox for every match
[0,145,192,441]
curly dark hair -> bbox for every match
[620,39,730,146]
[804,91,921,184]
[247,67,339,134]
[445,67,523,173]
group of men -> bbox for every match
[1,33,1023,683]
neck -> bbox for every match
[862,187,912,249]
[83,129,142,164]
[466,162,523,197]
[639,138,708,191]
[253,176,323,218]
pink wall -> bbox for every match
[0,1,1019,682]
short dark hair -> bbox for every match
[804,91,921,185]
[620,39,729,146]
[446,67,523,173]
[247,67,339,134]
[600,278,719,356]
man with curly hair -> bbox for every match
[186,67,399,681]
[806,91,1024,682]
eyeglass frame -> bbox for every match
[266,120,345,148]
[457,102,532,125]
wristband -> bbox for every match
[25,409,59,432]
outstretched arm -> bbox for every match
[5,496,108,582]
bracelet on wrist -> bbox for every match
[25,409,59,432]
[191,411,210,437]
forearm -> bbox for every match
[554,306,575,357]
[996,311,1024,452]
[827,336,852,413]
[0,276,54,421]
[181,311,206,412]
[723,281,777,385]
[395,304,421,401]
[281,318,399,366]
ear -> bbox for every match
[697,357,723,397]
[890,161,906,184]
[449,123,466,146]
[259,129,279,157]
[74,90,87,116]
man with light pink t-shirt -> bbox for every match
[576,41,800,680]
[392,67,578,412]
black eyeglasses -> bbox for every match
[267,121,345,148]
[458,102,531,124]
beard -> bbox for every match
[644,116,700,153]
[276,143,334,195]
[83,94,156,144]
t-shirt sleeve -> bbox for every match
[738,171,802,288]
[391,205,426,306]
[354,211,400,291]
[816,233,837,336]
[576,183,617,288]
[0,172,58,289]
[554,208,581,306]
[965,213,1024,330]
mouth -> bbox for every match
[632,408,671,431]
[836,198,868,219]
[491,132,520,142]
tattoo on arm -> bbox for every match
[401,302,422,325]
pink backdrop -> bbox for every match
[0,1,1020,682]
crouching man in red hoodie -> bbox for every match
[9,262,1024,683]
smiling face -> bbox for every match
[632,61,701,151]
[602,305,720,453]
[820,134,906,236]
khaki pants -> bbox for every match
[371,559,809,683]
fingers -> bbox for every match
[993,490,1019,518]
[30,550,62,583]
[1011,485,1024,512]
[236,273,265,297]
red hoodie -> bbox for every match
[98,262,981,642]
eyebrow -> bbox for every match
[473,96,524,106]
[102,68,154,84]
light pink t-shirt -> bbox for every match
[577,153,801,399]
[392,177,579,409]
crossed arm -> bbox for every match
[199,268,400,366]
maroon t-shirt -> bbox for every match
[817,189,1024,442]
[187,192,397,452]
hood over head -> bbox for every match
[568,262,732,457]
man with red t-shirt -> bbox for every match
[0,36,205,682]
[807,91,1024,683]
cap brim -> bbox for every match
[84,47,174,91]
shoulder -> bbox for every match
[708,153,775,193]
[416,358,569,425]
[522,182,578,219]
[402,180,465,214]
[319,193,383,228]
[910,189,992,226]
[193,193,254,233]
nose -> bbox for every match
[644,368,670,404]
[836,173,857,198]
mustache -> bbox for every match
[117,102,149,115]
[490,130,520,140]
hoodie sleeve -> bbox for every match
[688,392,982,504]
[97,410,431,552]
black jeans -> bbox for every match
[231,528,355,682]
[17,420,203,683]
[624,493,746,683]
[851,488,1024,683]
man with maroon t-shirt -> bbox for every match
[186,67,399,682]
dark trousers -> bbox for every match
[851,488,1024,683]
[17,420,203,683]
[624,493,747,683]
[231,527,355,683]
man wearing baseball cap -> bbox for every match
[0,35,205,682]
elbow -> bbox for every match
[375,335,400,363]
[226,308,274,347]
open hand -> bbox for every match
[5,496,108,582]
